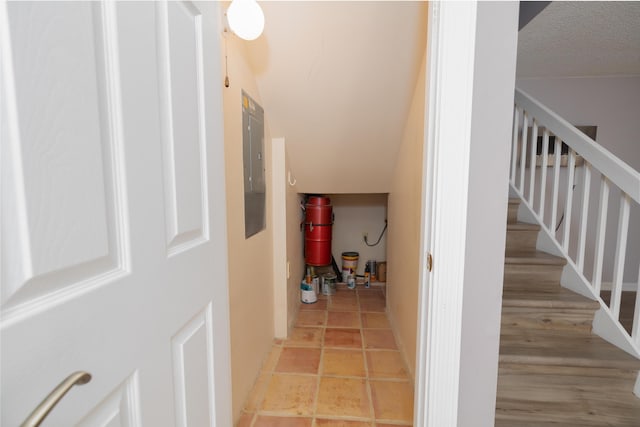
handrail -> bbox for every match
[515,88,640,203]
[511,87,640,354]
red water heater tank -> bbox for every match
[304,196,333,266]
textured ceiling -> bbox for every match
[517,1,640,78]
[245,1,428,193]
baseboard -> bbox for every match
[385,305,416,384]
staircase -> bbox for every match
[495,198,640,426]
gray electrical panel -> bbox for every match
[242,91,265,238]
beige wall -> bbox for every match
[386,52,427,379]
[272,139,305,337]
[285,154,305,331]
[328,194,388,277]
[223,35,275,422]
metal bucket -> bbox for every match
[301,280,318,304]
[322,273,337,296]
[341,252,359,282]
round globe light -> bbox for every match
[226,0,265,41]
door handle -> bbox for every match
[21,371,92,427]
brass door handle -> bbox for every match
[21,371,92,427]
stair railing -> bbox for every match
[510,88,640,354]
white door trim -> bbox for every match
[414,2,478,426]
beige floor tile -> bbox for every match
[296,310,327,327]
[370,380,414,423]
[362,329,397,350]
[360,313,391,329]
[243,372,271,412]
[285,327,324,348]
[357,292,385,301]
[359,299,385,312]
[316,377,371,418]
[333,289,358,298]
[261,374,317,416]
[322,349,366,377]
[324,328,362,349]
[329,298,360,312]
[276,347,321,374]
[366,351,408,379]
[262,346,282,372]
[315,419,372,426]
[327,311,361,328]
[244,296,414,424]
[300,299,327,311]
[357,288,385,298]
[236,412,254,427]
[253,415,313,426]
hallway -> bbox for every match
[237,286,414,426]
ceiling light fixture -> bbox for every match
[226,0,265,41]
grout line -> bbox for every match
[247,288,402,426]
[359,289,378,423]
[358,292,378,425]
[247,411,256,427]
[311,336,323,426]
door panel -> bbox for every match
[76,373,141,427]
[2,1,128,323]
[1,1,232,425]
[172,303,216,427]
[157,1,209,255]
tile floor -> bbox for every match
[238,286,414,427]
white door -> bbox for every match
[1,1,232,425]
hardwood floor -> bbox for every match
[495,199,640,426]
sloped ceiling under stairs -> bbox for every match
[244,1,428,194]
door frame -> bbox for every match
[414,2,478,426]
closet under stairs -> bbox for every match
[495,198,640,426]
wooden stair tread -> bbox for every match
[505,249,567,265]
[499,202,640,423]
[500,328,640,370]
[502,287,599,310]
[507,222,540,231]
[497,393,640,426]
[496,365,640,426]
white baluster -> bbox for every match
[528,121,538,205]
[610,194,630,319]
[538,128,549,223]
[510,106,519,185]
[550,138,561,235]
[576,162,591,270]
[633,262,640,346]
[562,148,576,251]
[519,112,529,194]
[592,175,610,295]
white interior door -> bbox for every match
[1,1,232,425]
